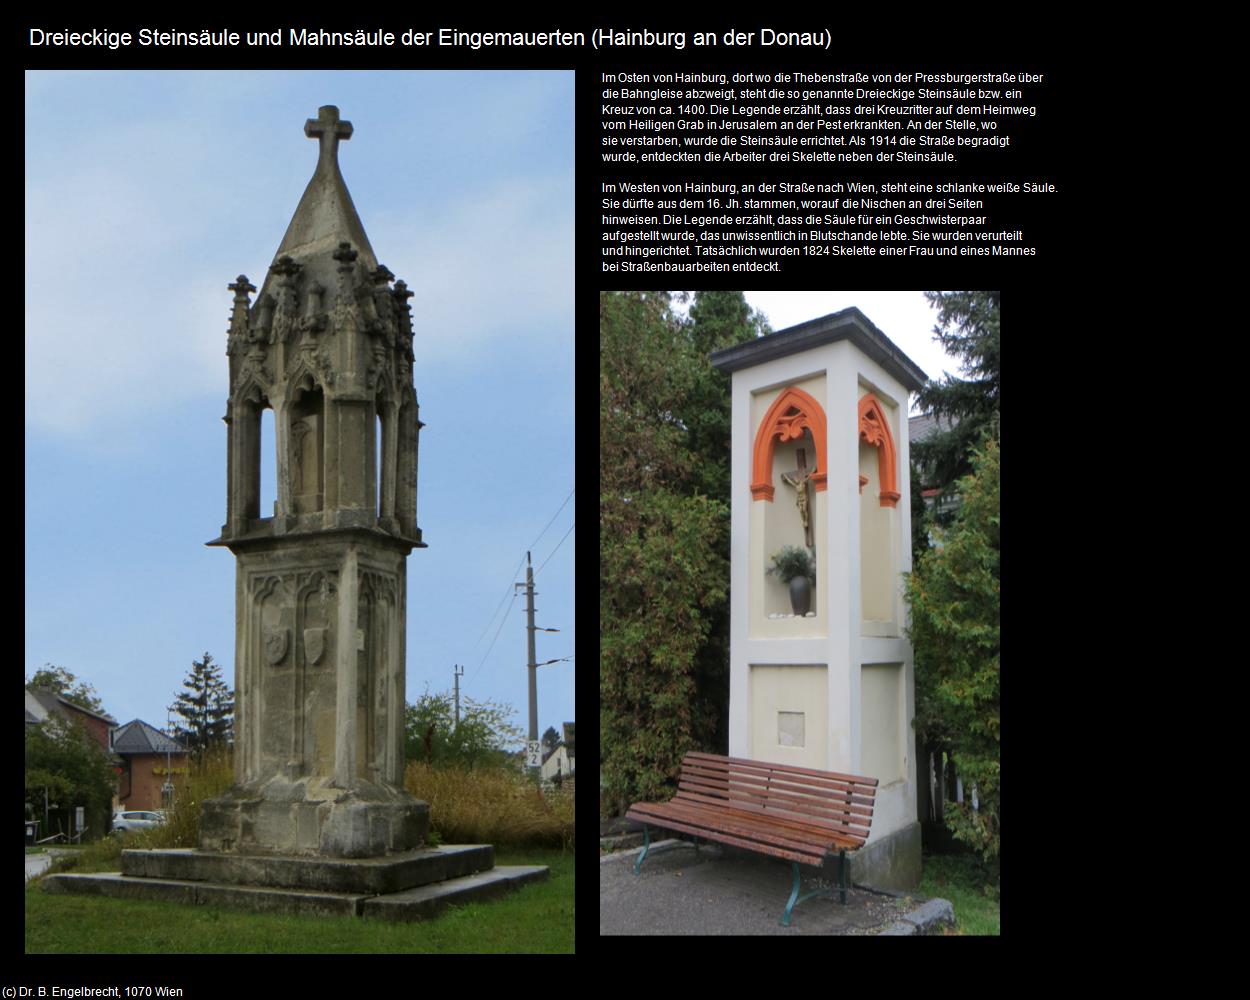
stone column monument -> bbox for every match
[199,106,428,858]
[710,307,927,890]
[42,107,548,915]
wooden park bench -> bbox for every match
[626,751,877,926]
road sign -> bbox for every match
[526,741,542,768]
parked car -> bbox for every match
[111,810,166,834]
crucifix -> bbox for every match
[305,105,353,169]
[780,447,815,548]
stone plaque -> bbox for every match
[778,711,805,747]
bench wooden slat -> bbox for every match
[680,785,875,830]
[724,766,878,801]
[685,750,879,789]
[680,775,875,825]
[684,755,878,799]
[626,803,829,865]
[674,787,872,841]
[678,773,876,818]
[655,796,867,849]
[641,796,851,846]
[630,801,835,856]
[626,809,824,866]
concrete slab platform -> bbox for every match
[362,866,549,922]
[42,861,549,921]
[119,843,493,894]
[600,840,948,936]
[42,871,365,918]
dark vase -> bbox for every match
[788,576,812,616]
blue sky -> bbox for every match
[741,291,960,415]
[25,70,575,748]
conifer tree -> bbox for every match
[912,291,1000,526]
[169,652,234,753]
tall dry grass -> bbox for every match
[145,746,235,849]
[45,752,572,877]
[405,762,575,850]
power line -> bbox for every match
[535,521,574,577]
[464,489,573,686]
[529,487,574,552]
[469,550,528,654]
[471,489,572,652]
[468,590,519,686]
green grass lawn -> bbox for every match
[917,852,999,935]
[25,848,573,954]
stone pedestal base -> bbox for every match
[200,776,428,858]
[121,844,492,893]
[846,820,922,892]
[43,844,548,921]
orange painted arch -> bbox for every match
[859,393,900,507]
[750,386,828,501]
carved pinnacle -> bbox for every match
[270,255,302,279]
[229,275,256,301]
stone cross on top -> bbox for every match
[305,105,353,166]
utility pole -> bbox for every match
[516,552,539,777]
[453,664,463,728]
[163,708,175,810]
[526,553,538,753]
[515,551,560,779]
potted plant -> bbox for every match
[767,545,816,616]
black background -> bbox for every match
[21,14,1158,969]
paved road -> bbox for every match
[25,852,53,881]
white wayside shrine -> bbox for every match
[710,307,926,890]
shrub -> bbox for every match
[404,691,525,770]
[906,436,999,869]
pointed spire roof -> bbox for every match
[257,106,378,302]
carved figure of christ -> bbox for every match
[780,447,815,549]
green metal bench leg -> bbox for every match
[781,862,802,926]
[633,824,650,874]
[781,852,851,925]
